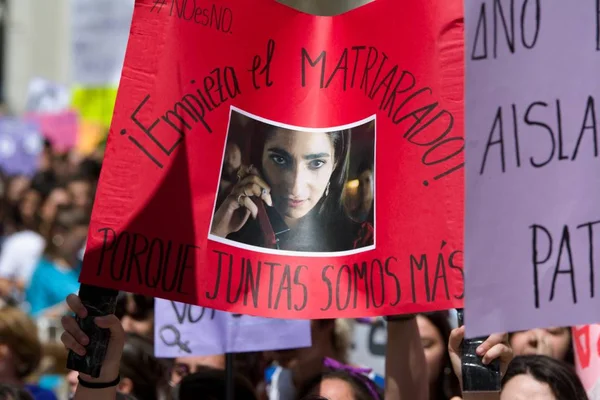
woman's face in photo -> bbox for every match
[261,130,335,220]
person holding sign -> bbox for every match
[60,295,428,400]
[211,119,373,253]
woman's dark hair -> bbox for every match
[297,369,383,400]
[0,384,34,400]
[120,333,170,400]
[502,355,588,400]
[419,312,461,399]
[175,366,257,400]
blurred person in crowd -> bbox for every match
[61,296,430,400]
[297,367,384,400]
[37,185,71,238]
[265,319,353,399]
[176,367,258,400]
[66,174,94,212]
[66,333,169,400]
[170,352,266,392]
[26,205,89,317]
[0,307,56,400]
[0,193,45,304]
[417,313,461,400]
[77,158,102,184]
[501,355,587,400]
[15,187,42,231]
[37,140,53,174]
[50,153,70,183]
[509,327,574,364]
[0,384,34,400]
[5,175,30,206]
[170,354,226,386]
[115,294,155,340]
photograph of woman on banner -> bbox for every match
[210,109,375,253]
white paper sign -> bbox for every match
[26,78,70,113]
[154,299,312,357]
[348,320,386,377]
[71,0,134,86]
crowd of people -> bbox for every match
[0,138,594,400]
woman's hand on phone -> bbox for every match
[448,326,513,389]
[61,294,125,382]
[211,164,273,237]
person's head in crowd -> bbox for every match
[0,384,34,400]
[501,355,587,399]
[222,141,242,181]
[30,170,57,199]
[38,139,53,173]
[5,176,30,206]
[509,327,574,364]
[66,174,94,211]
[0,307,41,385]
[77,158,102,183]
[417,313,460,400]
[116,294,155,340]
[119,333,170,400]
[170,355,226,386]
[50,152,71,182]
[267,319,351,370]
[14,187,42,232]
[67,333,169,400]
[38,185,71,233]
[175,366,258,400]
[297,368,383,400]
[43,205,89,268]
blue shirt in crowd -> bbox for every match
[26,257,81,316]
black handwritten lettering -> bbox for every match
[471,0,541,60]
[320,265,334,311]
[301,46,462,185]
[531,220,600,309]
[480,96,600,175]
[96,228,193,295]
[410,254,430,303]
[250,39,276,90]
[294,265,308,311]
[152,1,233,33]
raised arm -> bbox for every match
[384,316,428,400]
[61,294,125,400]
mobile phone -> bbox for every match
[252,198,290,249]
[456,308,501,392]
[66,284,118,378]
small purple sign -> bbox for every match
[0,118,42,176]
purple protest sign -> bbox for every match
[0,118,42,176]
[465,1,600,336]
[154,299,311,358]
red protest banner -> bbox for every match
[573,325,600,392]
[80,0,465,318]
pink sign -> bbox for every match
[26,111,78,151]
[573,325,600,393]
